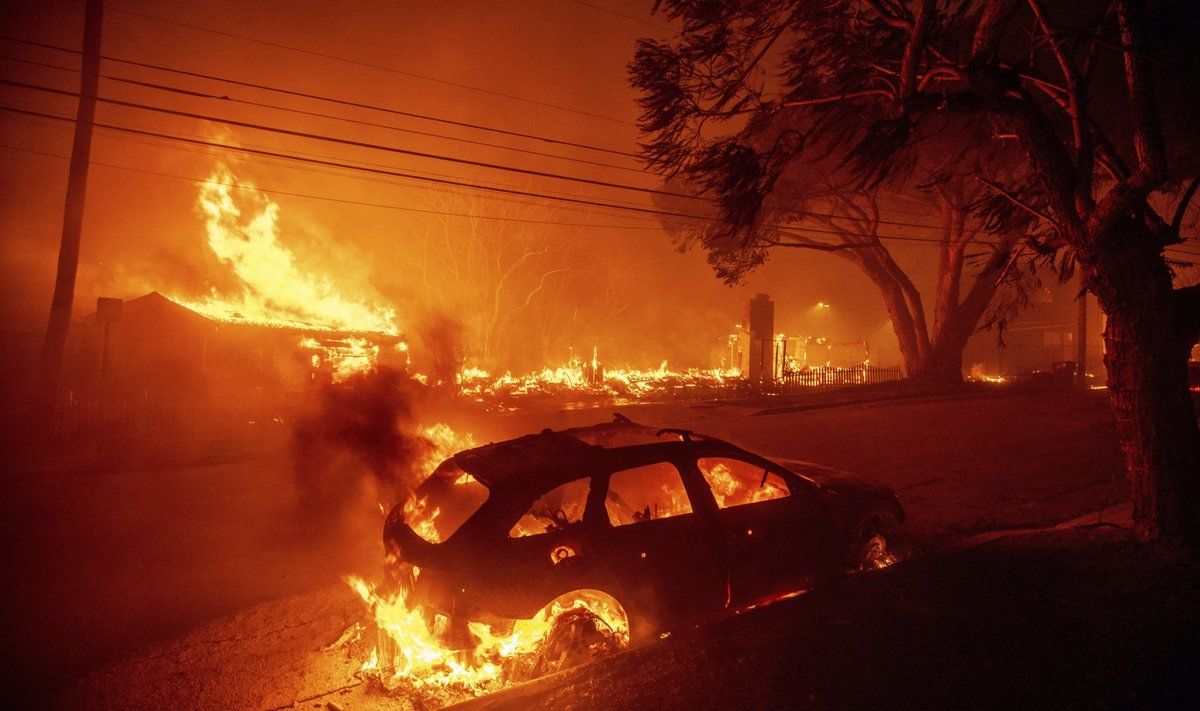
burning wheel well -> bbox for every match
[532,588,632,644]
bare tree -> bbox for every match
[402,190,577,369]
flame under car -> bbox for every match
[383,416,904,646]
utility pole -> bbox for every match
[1076,279,1088,387]
[31,0,104,427]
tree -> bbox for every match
[401,190,577,370]
[632,0,1200,543]
[808,173,1022,383]
[631,8,1029,386]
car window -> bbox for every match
[509,478,591,538]
[408,461,490,543]
[698,457,790,509]
[605,462,693,527]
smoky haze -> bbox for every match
[0,0,915,380]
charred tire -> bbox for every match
[527,607,624,678]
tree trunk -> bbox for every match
[843,251,928,379]
[1090,224,1200,545]
[1102,298,1200,545]
[915,344,966,386]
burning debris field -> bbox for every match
[5,0,1200,708]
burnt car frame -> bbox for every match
[384,416,904,642]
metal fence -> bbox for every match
[739,336,903,392]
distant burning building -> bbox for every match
[64,292,405,429]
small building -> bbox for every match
[60,292,405,432]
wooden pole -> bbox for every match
[31,0,104,427]
[1076,279,1088,387]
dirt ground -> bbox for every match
[2,384,1136,707]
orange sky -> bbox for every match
[0,0,1032,369]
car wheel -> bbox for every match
[850,510,902,571]
[526,606,625,678]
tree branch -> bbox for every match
[1176,284,1200,346]
[977,176,1059,229]
[1027,0,1092,206]
[971,0,1020,61]
[862,0,913,29]
[1117,0,1167,192]
[778,88,895,109]
[767,231,874,252]
[1171,173,1200,235]
[899,0,936,98]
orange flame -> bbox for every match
[348,574,627,698]
[172,165,398,335]
[347,422,629,700]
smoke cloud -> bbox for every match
[290,366,435,522]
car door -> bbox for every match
[484,475,605,619]
[589,458,726,632]
[692,453,834,605]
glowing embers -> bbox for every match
[857,534,899,571]
[456,347,742,408]
[348,572,628,701]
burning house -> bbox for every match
[60,291,406,433]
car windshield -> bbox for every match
[409,460,490,543]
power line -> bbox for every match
[0,104,1016,248]
[0,142,684,231]
[101,3,634,125]
[564,0,674,31]
[0,137,995,251]
[2,136,969,249]
[0,37,1029,235]
[0,35,639,158]
[2,78,690,201]
[0,53,646,174]
[0,102,712,219]
[0,33,1123,239]
[0,76,1029,238]
[0,111,672,221]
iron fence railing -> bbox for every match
[775,364,902,391]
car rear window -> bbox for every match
[698,457,790,509]
[509,478,590,537]
[605,462,693,526]
[409,461,490,543]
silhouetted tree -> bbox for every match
[632,9,1034,387]
[631,0,1200,543]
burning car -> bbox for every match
[381,415,904,652]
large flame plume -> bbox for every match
[172,166,397,334]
